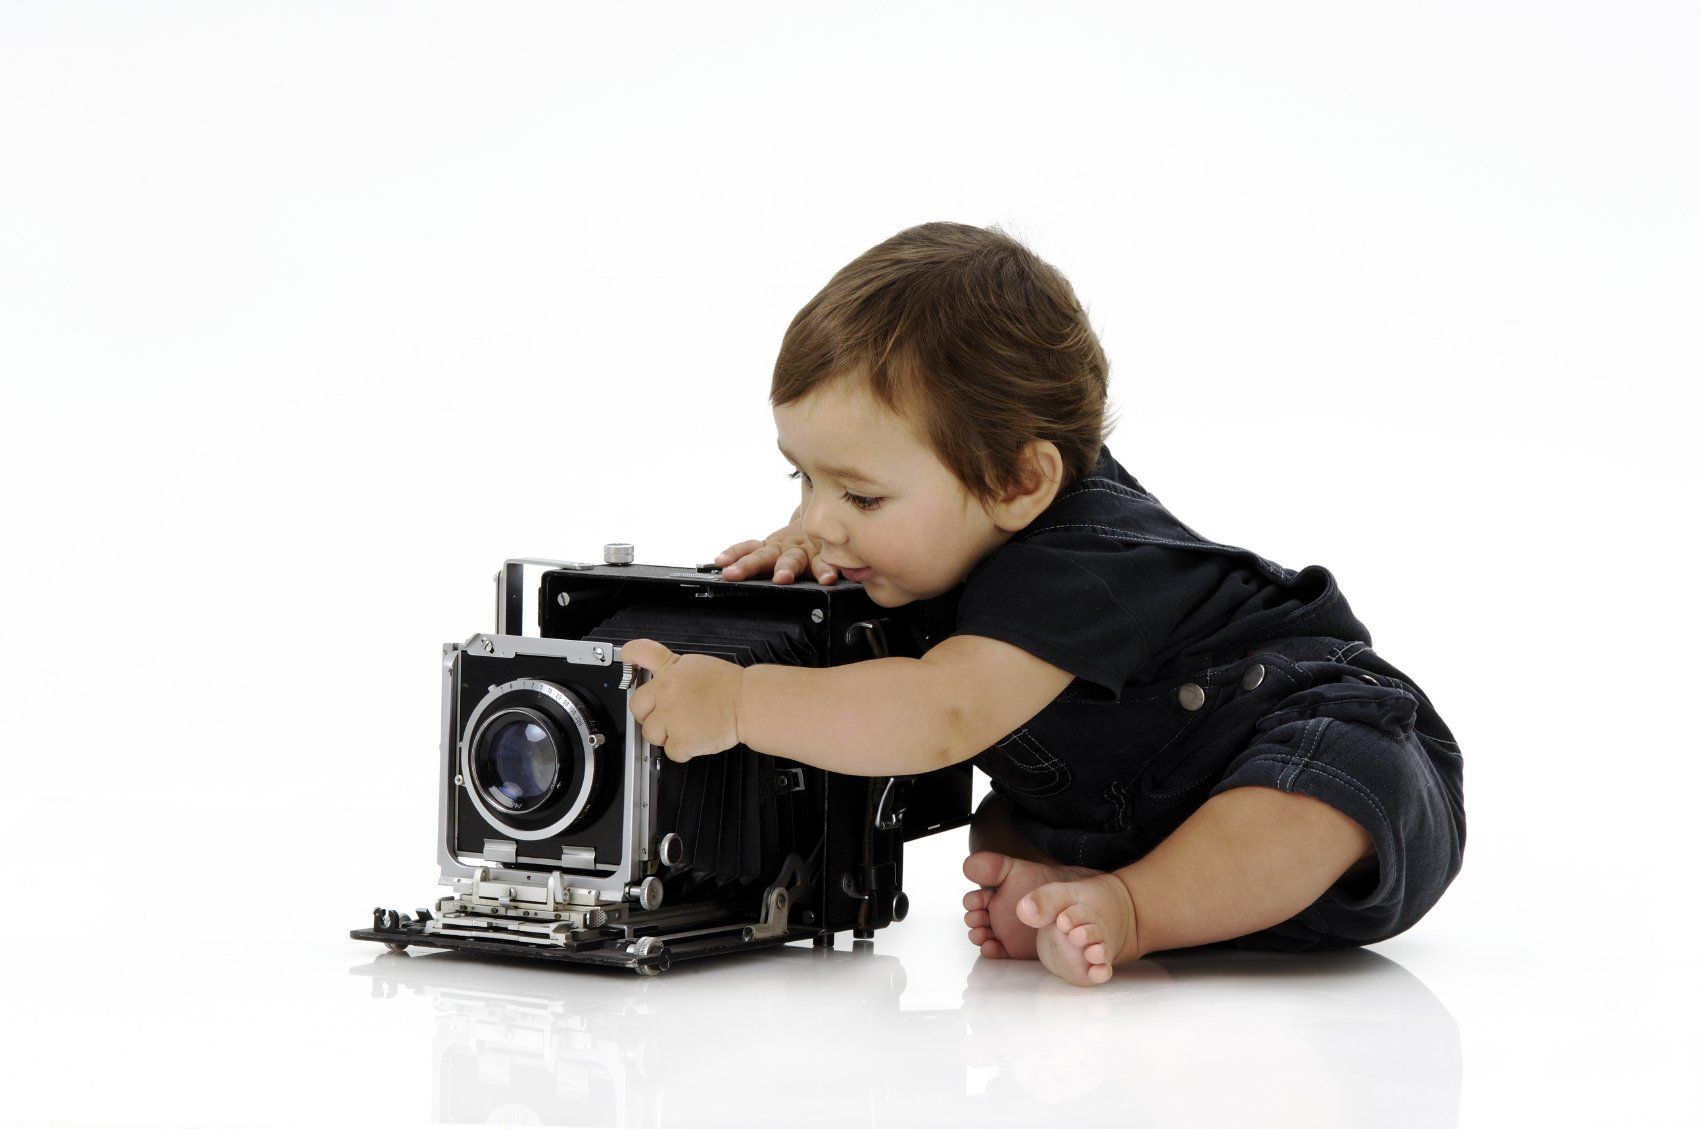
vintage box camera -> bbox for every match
[352,548,972,974]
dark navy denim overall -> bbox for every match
[931,453,1466,951]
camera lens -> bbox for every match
[472,708,564,814]
[460,679,604,839]
[489,718,559,808]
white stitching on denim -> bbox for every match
[1326,639,1368,664]
[997,730,1053,770]
[1019,522,1223,550]
[1257,691,1408,729]
[1012,729,1066,773]
[1063,483,1152,502]
[1242,753,1394,865]
[1106,780,1131,831]
[989,727,1069,795]
[1013,516,1301,589]
[1281,716,1326,791]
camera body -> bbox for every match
[353,551,972,973]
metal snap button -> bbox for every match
[1178,682,1206,711]
[1241,663,1265,691]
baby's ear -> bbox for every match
[991,440,1064,528]
[1014,440,1064,498]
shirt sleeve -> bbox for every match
[945,540,1153,701]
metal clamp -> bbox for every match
[743,853,807,942]
[845,619,892,658]
[496,558,599,636]
[874,776,912,831]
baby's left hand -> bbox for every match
[623,638,744,762]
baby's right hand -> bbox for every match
[714,512,838,585]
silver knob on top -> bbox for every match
[604,542,635,565]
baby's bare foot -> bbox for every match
[961,851,1099,960]
[1015,872,1141,986]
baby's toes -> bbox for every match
[979,937,1010,959]
[1054,901,1093,934]
[962,888,989,912]
[962,850,1016,889]
[1084,941,1108,965]
[965,908,990,929]
[1018,882,1079,929]
[1067,921,1103,949]
[1087,962,1113,984]
[969,925,995,947]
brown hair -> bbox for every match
[771,221,1116,510]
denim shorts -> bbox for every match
[996,634,1466,951]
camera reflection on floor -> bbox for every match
[349,938,1460,1127]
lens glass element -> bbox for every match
[488,717,560,809]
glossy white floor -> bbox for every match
[4,782,1694,1128]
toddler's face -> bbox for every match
[773,378,1012,608]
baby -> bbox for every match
[624,222,1465,987]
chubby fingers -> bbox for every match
[715,543,837,585]
[623,638,673,746]
[714,540,762,574]
[621,637,676,674]
[776,549,836,585]
[760,545,837,585]
[717,542,773,580]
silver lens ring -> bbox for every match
[461,678,601,840]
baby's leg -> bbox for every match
[1019,785,1375,986]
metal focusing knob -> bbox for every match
[627,876,663,911]
[603,542,635,565]
[632,935,669,976]
[658,833,685,867]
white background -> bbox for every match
[2,2,1697,1126]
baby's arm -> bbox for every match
[737,635,1075,776]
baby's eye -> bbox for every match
[787,469,881,512]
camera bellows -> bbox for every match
[585,605,824,899]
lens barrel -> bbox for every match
[460,679,605,840]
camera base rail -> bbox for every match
[351,912,817,976]
[352,850,816,972]
[352,852,823,976]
